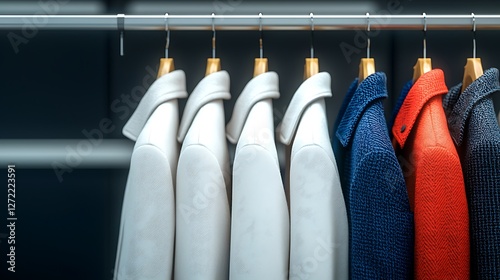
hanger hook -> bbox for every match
[472,13,477,58]
[117,14,125,56]
[211,13,216,59]
[259,13,263,59]
[310,12,314,59]
[366,12,370,59]
[165,13,170,58]
[423,12,427,59]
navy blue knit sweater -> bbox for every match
[333,73,414,279]
[443,68,500,280]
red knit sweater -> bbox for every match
[392,69,470,279]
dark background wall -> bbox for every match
[0,0,499,279]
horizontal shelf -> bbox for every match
[0,139,133,169]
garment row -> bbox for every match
[113,65,500,280]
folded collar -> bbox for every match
[278,72,332,145]
[177,71,231,143]
[444,68,500,146]
[122,70,188,141]
[336,72,388,147]
[392,69,448,149]
[226,71,280,144]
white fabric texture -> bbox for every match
[277,72,332,145]
[278,72,349,280]
[122,70,188,141]
[175,71,231,280]
[226,72,280,144]
[227,72,290,280]
[114,70,187,280]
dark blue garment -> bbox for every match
[332,73,414,279]
[388,80,413,130]
[443,68,500,280]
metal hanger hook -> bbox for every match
[423,12,427,59]
[259,12,263,59]
[211,12,216,58]
[259,12,263,33]
[310,12,314,59]
[165,12,170,58]
[366,12,371,59]
[472,13,477,58]
[117,13,125,56]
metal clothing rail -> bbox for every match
[2,14,500,30]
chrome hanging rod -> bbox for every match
[1,14,500,31]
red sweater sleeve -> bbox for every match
[413,146,469,279]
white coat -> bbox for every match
[226,72,290,280]
[115,70,188,280]
[278,72,349,280]
[175,71,232,280]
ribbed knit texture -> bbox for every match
[443,68,500,280]
[392,69,470,280]
[333,72,414,279]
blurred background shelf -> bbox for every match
[0,139,133,168]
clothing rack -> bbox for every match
[1,14,500,30]
[3,13,500,169]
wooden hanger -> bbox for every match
[253,14,268,77]
[157,14,175,79]
[303,13,319,80]
[461,14,483,93]
[358,58,375,84]
[205,58,221,76]
[304,58,319,80]
[204,25,220,76]
[157,58,175,78]
[412,58,432,83]
[358,13,375,84]
[461,58,483,93]
[412,13,432,83]
[205,13,221,76]
[253,58,268,77]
